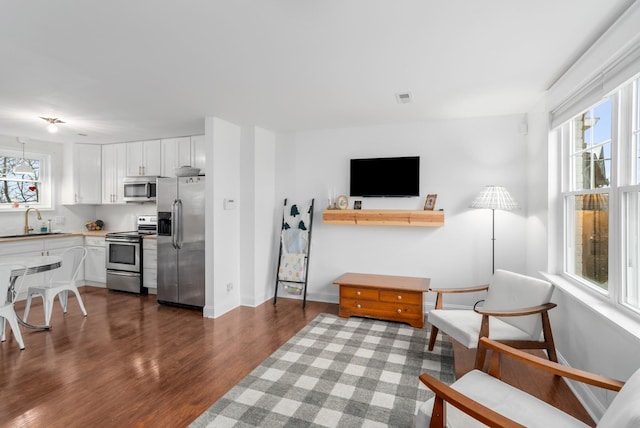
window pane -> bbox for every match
[571,99,612,190]
[625,191,640,308]
[573,194,609,289]
[0,155,40,205]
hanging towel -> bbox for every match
[278,253,307,282]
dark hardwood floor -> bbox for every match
[1,287,593,427]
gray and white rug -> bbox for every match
[190,313,454,428]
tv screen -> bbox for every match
[350,156,420,197]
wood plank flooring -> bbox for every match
[0,287,593,427]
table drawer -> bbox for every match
[379,290,422,305]
[341,298,422,317]
[341,286,378,301]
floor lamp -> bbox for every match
[470,185,519,274]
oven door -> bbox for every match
[106,238,141,272]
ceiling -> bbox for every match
[0,1,635,145]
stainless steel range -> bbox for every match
[105,215,156,294]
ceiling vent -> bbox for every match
[395,92,413,104]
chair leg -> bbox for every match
[43,290,54,327]
[6,312,25,350]
[71,288,88,317]
[59,290,68,313]
[428,325,439,351]
[23,292,34,322]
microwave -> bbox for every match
[123,176,159,203]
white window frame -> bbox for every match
[559,77,640,317]
[0,147,52,211]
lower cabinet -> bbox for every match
[84,236,106,284]
[143,239,157,293]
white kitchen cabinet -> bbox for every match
[142,238,157,292]
[102,143,128,204]
[126,140,161,176]
[191,135,206,175]
[84,236,106,284]
[161,135,206,177]
[62,144,102,205]
[161,137,192,177]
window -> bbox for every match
[564,99,612,290]
[0,147,51,210]
[561,76,640,313]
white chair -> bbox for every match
[417,337,639,427]
[427,269,557,368]
[23,246,88,327]
[1,263,28,350]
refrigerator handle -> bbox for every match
[171,200,178,249]
[176,199,183,249]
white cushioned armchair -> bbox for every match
[417,337,640,427]
[427,269,557,368]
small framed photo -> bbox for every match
[424,194,437,210]
[353,200,362,210]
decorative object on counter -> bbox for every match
[336,194,348,210]
[470,185,519,274]
[424,194,437,210]
[174,166,200,177]
[85,219,105,231]
[353,200,362,210]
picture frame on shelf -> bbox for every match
[424,194,437,210]
[354,200,362,210]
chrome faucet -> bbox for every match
[24,207,42,234]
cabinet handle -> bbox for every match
[397,295,402,300]
[356,304,361,309]
[356,291,361,296]
[397,308,402,314]
[142,166,145,175]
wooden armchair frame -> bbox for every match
[428,285,558,368]
[419,337,625,428]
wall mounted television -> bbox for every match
[350,156,420,197]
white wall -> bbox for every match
[239,126,277,306]
[205,117,241,318]
[279,116,529,306]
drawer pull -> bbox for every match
[357,304,362,309]
[397,295,402,300]
[356,291,361,296]
[397,309,402,314]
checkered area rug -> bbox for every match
[190,313,454,428]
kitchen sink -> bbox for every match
[0,232,68,239]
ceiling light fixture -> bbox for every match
[14,137,34,174]
[40,116,65,133]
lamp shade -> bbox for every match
[470,185,519,211]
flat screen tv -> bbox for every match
[350,156,419,197]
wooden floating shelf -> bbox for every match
[322,209,444,227]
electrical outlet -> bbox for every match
[55,216,65,225]
[226,282,233,291]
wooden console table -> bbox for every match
[333,272,430,328]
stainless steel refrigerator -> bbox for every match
[156,176,205,308]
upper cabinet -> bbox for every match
[161,135,206,177]
[102,143,128,204]
[126,140,161,176]
[62,144,101,205]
